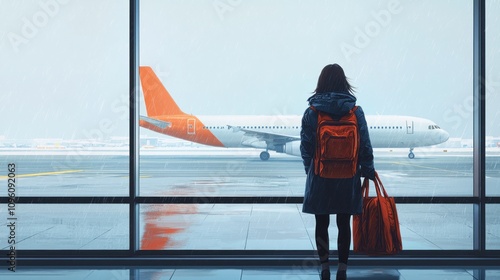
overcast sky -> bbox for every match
[1,0,499,141]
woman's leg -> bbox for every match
[336,213,351,265]
[315,214,330,269]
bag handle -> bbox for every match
[361,171,389,198]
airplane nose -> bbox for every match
[441,130,449,143]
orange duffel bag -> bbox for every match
[353,172,402,255]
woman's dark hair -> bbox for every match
[314,64,355,94]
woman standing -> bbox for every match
[300,64,375,280]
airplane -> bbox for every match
[139,66,449,160]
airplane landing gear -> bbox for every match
[260,151,270,161]
[408,148,415,159]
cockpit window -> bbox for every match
[428,125,441,130]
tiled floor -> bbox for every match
[5,203,497,251]
[1,267,499,280]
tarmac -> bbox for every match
[1,147,499,251]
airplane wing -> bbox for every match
[140,115,172,129]
[227,125,299,148]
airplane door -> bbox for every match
[187,118,196,135]
[406,120,414,134]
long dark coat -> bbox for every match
[300,92,375,215]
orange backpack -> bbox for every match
[312,106,359,179]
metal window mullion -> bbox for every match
[473,0,486,252]
[129,0,140,255]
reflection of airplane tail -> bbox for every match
[139,66,185,117]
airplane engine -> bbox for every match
[284,141,301,157]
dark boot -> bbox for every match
[336,270,346,280]
[320,269,331,280]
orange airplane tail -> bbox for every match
[139,66,185,117]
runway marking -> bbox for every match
[0,169,83,179]
[389,162,472,176]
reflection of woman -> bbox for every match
[300,64,375,280]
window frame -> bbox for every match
[0,0,498,267]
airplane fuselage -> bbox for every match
[138,66,449,159]
[140,114,450,151]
